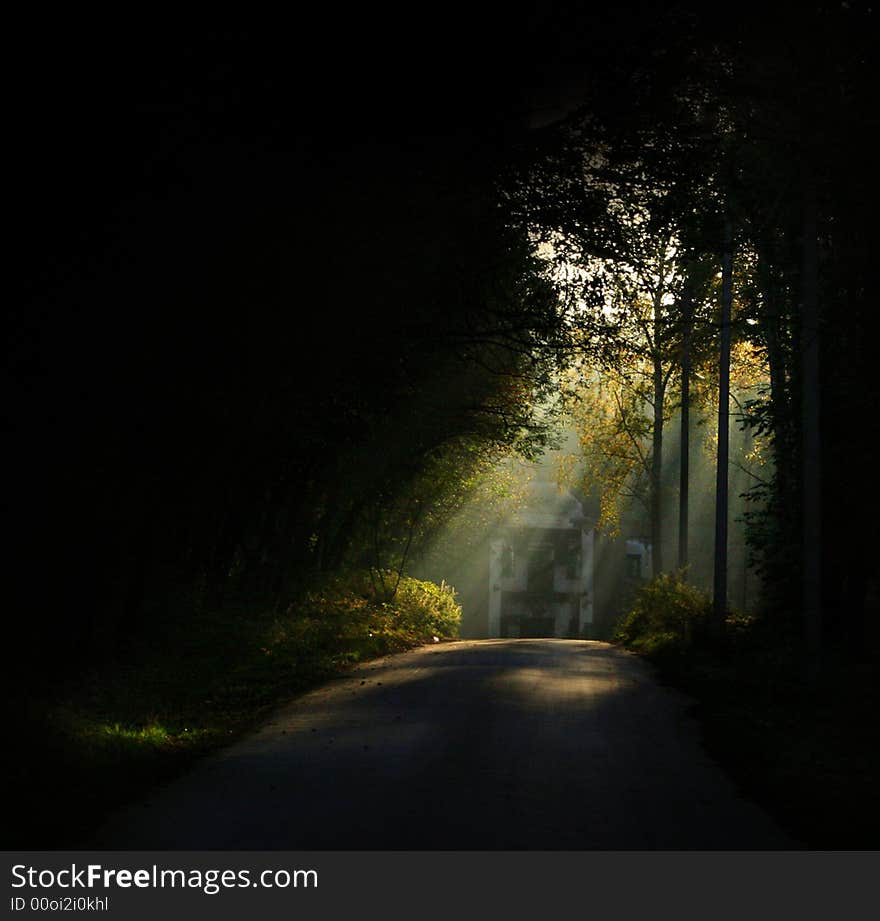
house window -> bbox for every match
[625,553,642,579]
[563,534,582,579]
[501,542,514,576]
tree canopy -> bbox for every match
[7,2,879,683]
[497,0,878,657]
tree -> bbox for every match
[509,0,878,669]
[713,219,734,626]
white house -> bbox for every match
[488,480,595,638]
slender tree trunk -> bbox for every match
[801,172,822,678]
[713,220,734,628]
[651,352,665,578]
[650,267,667,579]
[678,281,692,572]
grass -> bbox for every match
[6,573,461,849]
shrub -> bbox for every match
[284,571,461,661]
[612,572,712,653]
[390,576,461,639]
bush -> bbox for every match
[391,576,461,639]
[284,571,461,661]
[612,572,712,654]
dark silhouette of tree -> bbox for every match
[499,0,879,668]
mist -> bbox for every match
[410,374,766,639]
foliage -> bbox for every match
[352,439,532,597]
[500,1,880,651]
[406,447,536,562]
[8,573,459,848]
[8,109,571,687]
[292,572,461,653]
[616,589,880,847]
[562,368,651,533]
[612,572,713,653]
[613,569,775,666]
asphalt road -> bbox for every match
[91,639,799,849]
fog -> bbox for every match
[411,382,766,639]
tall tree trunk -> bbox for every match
[713,219,734,628]
[650,265,667,580]
[678,280,692,572]
[651,351,664,578]
[801,171,822,678]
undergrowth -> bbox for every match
[7,572,460,848]
[612,573,880,848]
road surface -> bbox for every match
[91,639,799,849]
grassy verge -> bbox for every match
[613,574,880,848]
[6,573,460,849]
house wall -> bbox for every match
[488,518,595,639]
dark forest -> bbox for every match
[6,2,879,852]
